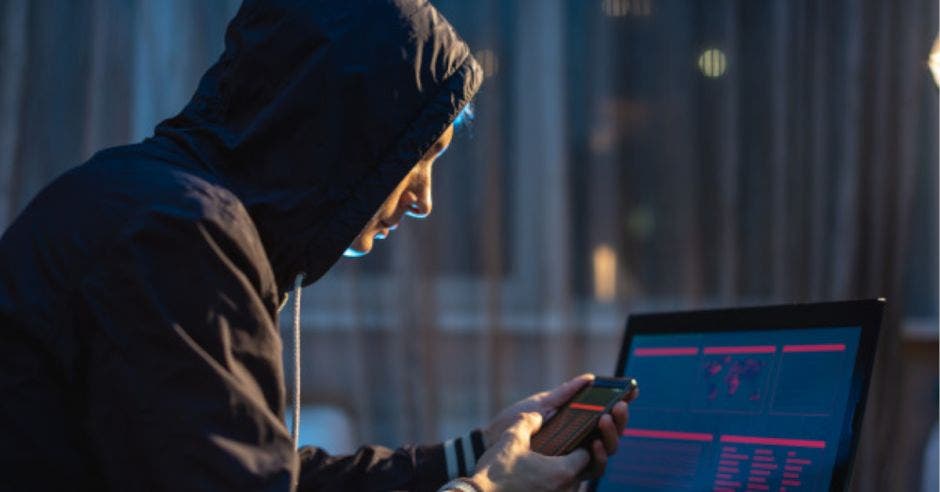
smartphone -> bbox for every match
[530,376,637,456]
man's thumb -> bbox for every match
[559,447,591,475]
[543,373,594,408]
[507,412,543,445]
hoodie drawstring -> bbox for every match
[291,273,305,449]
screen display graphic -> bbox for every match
[596,326,860,492]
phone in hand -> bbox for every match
[530,376,637,456]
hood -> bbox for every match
[154,0,482,292]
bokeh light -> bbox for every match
[698,48,728,78]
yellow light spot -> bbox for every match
[698,48,728,78]
[592,244,618,302]
[929,34,940,88]
[474,49,499,79]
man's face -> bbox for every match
[344,124,455,257]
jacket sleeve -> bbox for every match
[77,205,297,490]
[297,430,486,492]
[298,444,445,492]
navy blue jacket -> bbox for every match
[0,0,481,490]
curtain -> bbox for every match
[0,0,240,224]
[0,0,935,489]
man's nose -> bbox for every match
[405,188,432,219]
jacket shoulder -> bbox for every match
[0,145,278,325]
[82,150,277,297]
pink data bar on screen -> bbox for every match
[633,347,699,356]
[782,343,846,353]
[703,345,776,355]
[623,428,715,442]
[785,458,811,465]
[720,435,826,448]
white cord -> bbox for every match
[291,273,305,449]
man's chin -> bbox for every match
[343,245,371,258]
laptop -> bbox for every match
[591,299,884,492]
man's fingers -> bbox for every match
[590,439,608,478]
[625,386,639,403]
[559,447,591,479]
[598,413,619,455]
[542,373,594,408]
[611,401,629,433]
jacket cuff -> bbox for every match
[417,442,451,491]
[443,429,486,479]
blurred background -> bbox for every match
[0,0,936,490]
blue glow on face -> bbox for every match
[343,247,367,258]
[405,205,429,220]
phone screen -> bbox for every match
[531,377,636,456]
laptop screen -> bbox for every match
[595,324,866,492]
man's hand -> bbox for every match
[471,412,588,492]
[481,374,638,481]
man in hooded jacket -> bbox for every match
[0,1,633,490]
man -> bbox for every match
[0,1,633,490]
